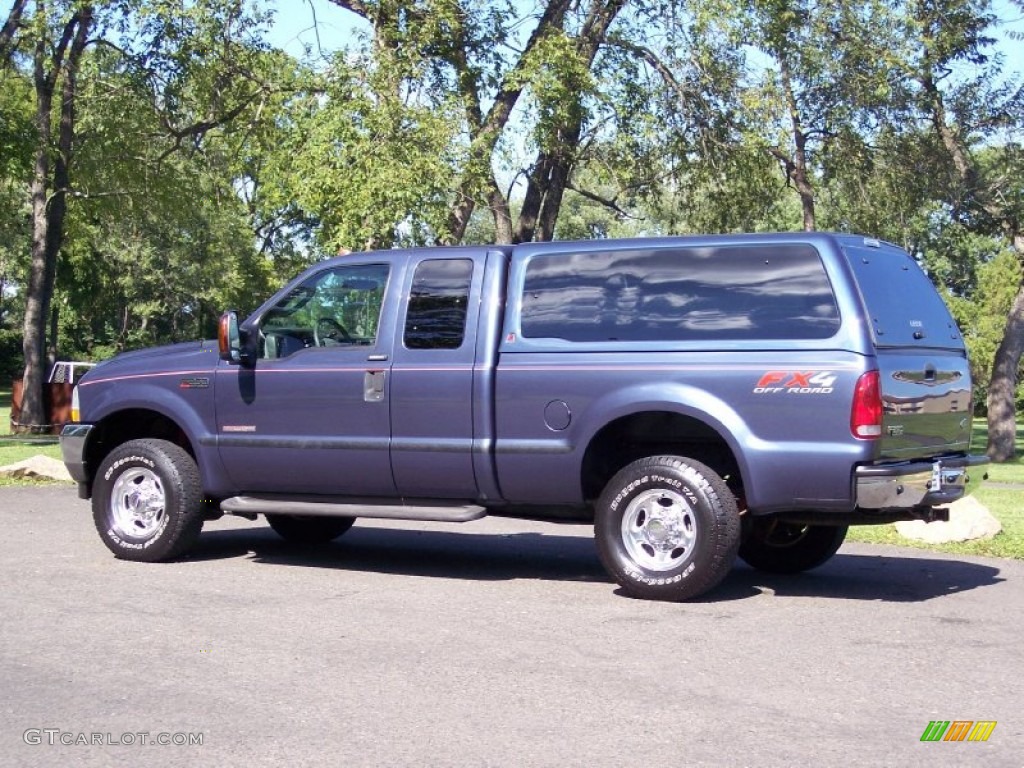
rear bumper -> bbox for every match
[855,454,989,509]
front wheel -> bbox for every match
[738,521,847,574]
[595,456,741,601]
[92,439,204,562]
[267,514,355,544]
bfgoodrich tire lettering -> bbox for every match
[266,514,355,544]
[739,522,847,574]
[92,439,204,562]
[595,456,740,601]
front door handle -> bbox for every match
[364,370,386,402]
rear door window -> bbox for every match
[403,259,474,350]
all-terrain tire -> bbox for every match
[92,439,204,562]
[739,522,847,574]
[595,456,741,601]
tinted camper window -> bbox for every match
[520,245,840,342]
[841,243,963,348]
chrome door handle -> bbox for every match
[364,370,386,402]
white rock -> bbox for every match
[0,455,73,482]
[895,495,1002,544]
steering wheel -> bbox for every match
[314,317,353,346]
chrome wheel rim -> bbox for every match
[621,488,698,571]
[110,468,167,539]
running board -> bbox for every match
[220,495,487,523]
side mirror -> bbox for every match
[218,311,253,366]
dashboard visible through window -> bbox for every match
[259,263,390,358]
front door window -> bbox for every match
[260,264,389,359]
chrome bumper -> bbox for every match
[59,423,93,487]
[855,454,989,509]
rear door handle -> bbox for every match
[364,370,386,402]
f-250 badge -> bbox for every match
[753,371,836,394]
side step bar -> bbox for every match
[220,495,487,523]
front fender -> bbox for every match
[76,376,229,496]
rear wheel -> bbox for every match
[595,456,740,601]
[92,439,204,562]
[267,514,355,544]
[739,521,847,573]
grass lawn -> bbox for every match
[848,418,1024,560]
[0,387,64,486]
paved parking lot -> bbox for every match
[1,485,1021,767]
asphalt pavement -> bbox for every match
[1,485,1021,767]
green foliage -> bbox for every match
[512,30,594,152]
[947,248,1024,413]
[2,0,290,363]
[266,55,464,251]
[0,330,23,380]
[0,69,32,342]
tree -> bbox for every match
[325,0,652,244]
[4,0,283,430]
[254,52,465,251]
[896,0,1024,459]
[324,0,561,243]
[17,1,93,432]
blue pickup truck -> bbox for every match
[61,233,987,600]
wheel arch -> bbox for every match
[84,408,196,481]
[76,378,229,497]
[578,391,750,504]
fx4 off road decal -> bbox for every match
[754,371,837,395]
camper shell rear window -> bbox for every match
[841,243,963,348]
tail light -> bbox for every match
[70,385,80,423]
[851,370,882,439]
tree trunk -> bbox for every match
[986,234,1024,461]
[18,4,92,431]
[47,303,59,372]
[537,127,581,241]
[779,55,816,232]
[514,152,555,243]
[0,0,26,64]
[488,182,513,244]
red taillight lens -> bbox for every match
[851,370,882,439]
